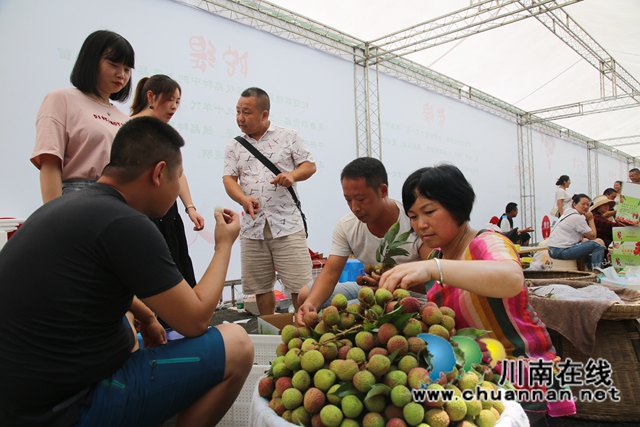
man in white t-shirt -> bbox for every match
[296,157,431,326]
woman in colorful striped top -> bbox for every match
[378,164,575,419]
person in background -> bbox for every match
[377,164,574,421]
[31,30,134,203]
[0,117,253,427]
[590,195,621,249]
[629,168,640,183]
[546,194,605,270]
[296,157,431,326]
[601,188,617,219]
[130,75,204,294]
[613,180,622,194]
[554,175,572,217]
[498,202,534,246]
[223,87,316,315]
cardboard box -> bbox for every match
[611,227,640,267]
[616,183,640,226]
[257,313,296,335]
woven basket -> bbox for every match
[548,320,640,422]
[523,269,597,285]
[530,280,640,421]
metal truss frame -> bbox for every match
[523,1,640,99]
[516,121,537,242]
[525,94,640,123]
[354,60,382,159]
[178,0,639,222]
[366,0,581,65]
[601,135,640,149]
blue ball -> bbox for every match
[417,333,456,382]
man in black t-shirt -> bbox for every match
[0,117,253,427]
[499,202,533,246]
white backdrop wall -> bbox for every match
[0,0,629,301]
[378,73,520,230]
[597,153,628,194]
[532,131,589,241]
[0,0,354,300]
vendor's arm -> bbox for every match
[223,175,259,219]
[39,154,62,203]
[296,254,347,326]
[582,211,598,240]
[378,258,523,299]
[602,210,616,219]
[142,209,240,337]
[179,173,204,231]
[270,161,317,187]
[130,296,166,348]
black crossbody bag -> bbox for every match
[234,136,308,238]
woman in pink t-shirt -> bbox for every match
[31,30,135,203]
[130,75,204,299]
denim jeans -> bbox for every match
[548,241,604,269]
[62,180,96,195]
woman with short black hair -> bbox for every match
[379,163,574,420]
[31,30,135,203]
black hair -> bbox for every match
[555,175,570,186]
[70,30,135,102]
[340,157,388,190]
[505,202,518,214]
[630,168,640,174]
[103,116,184,183]
[615,180,623,186]
[240,87,270,112]
[603,188,617,196]
[402,164,475,226]
[131,75,181,115]
[571,193,590,206]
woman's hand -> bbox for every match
[378,260,434,293]
[584,211,594,221]
[188,209,205,231]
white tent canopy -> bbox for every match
[265,0,640,156]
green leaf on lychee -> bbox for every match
[375,244,382,263]
[384,221,400,246]
[454,328,492,339]
[364,384,392,402]
[331,381,360,398]
[391,312,418,331]
[385,248,410,258]
[377,305,403,325]
[387,348,402,365]
[452,344,466,369]
[363,322,377,332]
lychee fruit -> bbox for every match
[322,306,340,327]
[421,305,443,326]
[331,294,348,310]
[367,354,391,377]
[377,322,399,346]
[428,324,450,340]
[387,335,409,357]
[341,394,364,419]
[313,368,336,392]
[403,402,425,426]
[353,369,376,392]
[355,331,376,352]
[301,350,325,373]
[258,376,275,398]
[303,311,320,328]
[282,387,303,410]
[319,404,343,427]
[303,387,326,414]
[399,296,420,313]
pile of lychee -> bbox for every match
[257,287,505,427]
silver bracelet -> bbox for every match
[434,257,444,285]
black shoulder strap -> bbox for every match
[234,136,308,238]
